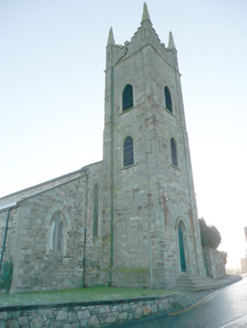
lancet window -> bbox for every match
[93,184,99,237]
[122,84,134,111]
[165,86,173,113]
[124,136,134,167]
[51,211,65,252]
[171,137,178,167]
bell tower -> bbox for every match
[101,3,205,288]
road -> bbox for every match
[114,278,247,328]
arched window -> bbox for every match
[171,137,178,167]
[57,221,63,251]
[124,136,134,167]
[178,221,186,272]
[165,86,173,113]
[51,211,64,252]
[122,84,134,111]
[93,184,99,237]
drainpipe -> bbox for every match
[0,205,17,271]
[109,65,114,286]
[82,168,89,287]
[149,231,153,288]
[109,47,128,286]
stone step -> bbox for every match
[177,281,222,288]
[177,278,219,284]
[177,274,209,280]
[176,274,226,291]
[178,282,225,289]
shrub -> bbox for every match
[0,262,13,292]
[199,218,221,250]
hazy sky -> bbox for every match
[1,0,247,267]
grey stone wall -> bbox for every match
[9,177,86,294]
[82,161,110,287]
[0,160,109,293]
[102,11,205,289]
[0,293,191,327]
[0,171,83,206]
[203,248,226,279]
[0,207,18,266]
[241,257,247,274]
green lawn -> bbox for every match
[0,286,172,307]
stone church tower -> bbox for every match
[100,3,205,288]
[0,3,207,294]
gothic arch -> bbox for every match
[170,137,178,167]
[164,85,173,113]
[45,204,71,255]
[122,83,135,112]
[50,211,65,252]
[123,135,134,167]
[175,217,191,273]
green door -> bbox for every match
[203,250,209,276]
[178,224,186,272]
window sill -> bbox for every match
[164,107,175,117]
[171,164,181,171]
[120,106,137,115]
[121,163,137,170]
[49,250,64,257]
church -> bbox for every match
[0,3,207,294]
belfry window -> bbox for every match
[124,136,134,167]
[171,137,178,167]
[51,211,64,252]
[122,84,134,111]
[165,86,173,113]
[93,184,99,237]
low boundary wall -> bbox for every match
[0,292,191,327]
[203,248,226,279]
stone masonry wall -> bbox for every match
[0,207,18,266]
[203,248,226,279]
[0,171,83,206]
[103,21,172,290]
[0,293,191,327]
[102,13,205,290]
[82,161,110,287]
[0,207,19,292]
[0,161,106,293]
[9,177,86,294]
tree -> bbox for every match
[199,218,221,250]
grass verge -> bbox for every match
[0,286,173,307]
